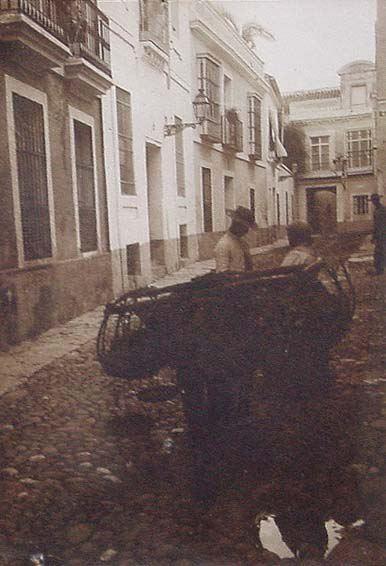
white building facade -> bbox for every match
[100,0,294,294]
[285,61,376,234]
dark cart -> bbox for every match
[97,261,354,500]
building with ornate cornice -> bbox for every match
[191,0,293,258]
[284,61,376,234]
[375,0,386,196]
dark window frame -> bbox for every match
[13,92,52,262]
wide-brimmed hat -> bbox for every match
[226,206,258,230]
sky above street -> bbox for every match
[221,0,376,92]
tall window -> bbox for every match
[197,56,220,124]
[74,120,97,253]
[346,129,372,168]
[116,87,135,195]
[179,224,188,258]
[175,116,185,196]
[276,193,281,225]
[13,93,52,261]
[310,136,330,171]
[248,95,262,159]
[353,195,369,215]
[127,242,141,275]
[250,188,256,221]
[202,167,213,232]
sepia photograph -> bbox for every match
[0,0,385,564]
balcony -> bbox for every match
[64,0,112,97]
[200,118,222,144]
[0,0,111,95]
[221,110,243,153]
[0,0,71,69]
[139,0,169,69]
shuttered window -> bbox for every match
[202,167,213,232]
[13,93,52,261]
[74,120,97,253]
[116,87,135,195]
[248,95,262,159]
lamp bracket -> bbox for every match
[164,120,202,137]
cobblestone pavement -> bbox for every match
[0,240,287,397]
[0,239,385,565]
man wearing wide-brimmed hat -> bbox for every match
[214,206,257,273]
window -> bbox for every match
[74,120,97,253]
[250,188,256,221]
[353,195,369,215]
[197,56,220,124]
[127,243,141,275]
[346,129,372,168]
[310,136,330,171]
[351,85,366,108]
[13,93,52,261]
[276,193,281,225]
[179,224,188,258]
[248,95,262,159]
[116,87,135,195]
[224,176,234,218]
[202,167,213,232]
[175,116,185,197]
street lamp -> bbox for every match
[164,88,210,137]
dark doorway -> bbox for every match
[307,187,337,234]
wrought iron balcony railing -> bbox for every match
[0,0,67,42]
[222,111,243,153]
[0,0,111,74]
[68,0,111,74]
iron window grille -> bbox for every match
[13,93,52,261]
[116,87,135,195]
[73,120,97,253]
[353,195,369,215]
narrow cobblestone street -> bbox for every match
[0,248,385,565]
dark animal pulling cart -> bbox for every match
[97,261,354,500]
